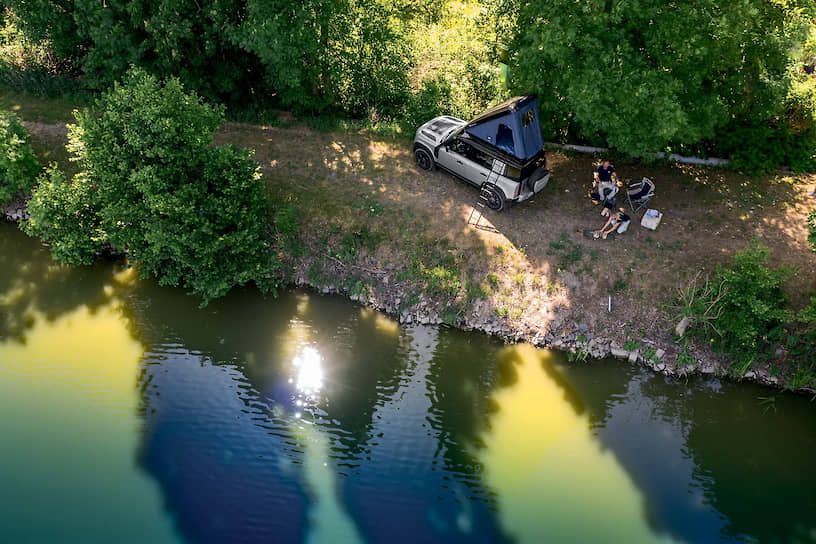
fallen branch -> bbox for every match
[322,252,386,276]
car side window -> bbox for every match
[449,138,468,155]
[464,146,492,170]
[450,138,492,170]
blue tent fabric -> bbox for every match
[464,96,543,162]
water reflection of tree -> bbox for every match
[338,325,510,544]
[124,287,311,544]
[424,344,632,491]
[596,370,816,544]
[678,381,816,543]
[123,282,409,453]
[424,330,507,480]
[545,357,634,428]
[420,331,527,540]
[123,284,416,543]
[0,224,113,340]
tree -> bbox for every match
[24,68,280,303]
[6,0,263,103]
[78,0,263,103]
[4,0,86,63]
[510,0,815,156]
[0,110,40,204]
[232,0,411,116]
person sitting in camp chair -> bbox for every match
[593,209,631,240]
[591,160,620,216]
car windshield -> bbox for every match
[445,126,463,142]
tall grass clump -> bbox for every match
[679,243,792,371]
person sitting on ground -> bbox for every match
[594,209,631,240]
[590,160,620,215]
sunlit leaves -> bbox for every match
[511,0,815,156]
[25,68,280,303]
[0,110,40,204]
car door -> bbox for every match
[436,138,476,183]
[440,139,490,187]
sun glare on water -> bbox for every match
[293,346,324,395]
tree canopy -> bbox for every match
[510,0,815,157]
[3,0,816,167]
[24,68,280,303]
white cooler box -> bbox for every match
[641,209,663,230]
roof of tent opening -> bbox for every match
[463,95,543,163]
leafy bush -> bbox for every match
[403,76,455,130]
[0,109,40,204]
[716,122,816,174]
[24,68,280,303]
[782,298,816,388]
[511,0,815,161]
[808,210,816,255]
[24,165,104,264]
[683,244,792,368]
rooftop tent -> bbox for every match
[463,95,543,162]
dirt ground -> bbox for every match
[23,120,816,383]
[221,123,813,306]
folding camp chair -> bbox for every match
[626,177,655,213]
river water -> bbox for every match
[1,222,815,543]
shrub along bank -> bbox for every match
[20,68,288,304]
[0,109,39,204]
[679,244,816,388]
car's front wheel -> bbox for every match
[485,186,506,212]
[414,147,434,171]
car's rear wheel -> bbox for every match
[415,148,434,171]
[485,186,506,212]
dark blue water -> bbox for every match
[2,223,816,543]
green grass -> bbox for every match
[466,282,489,301]
[623,339,641,352]
[0,88,82,123]
[353,196,384,217]
[785,361,816,390]
[547,233,585,270]
[611,279,627,293]
[677,351,695,367]
[486,273,499,289]
[641,347,657,362]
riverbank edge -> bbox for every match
[287,263,815,396]
[4,197,813,396]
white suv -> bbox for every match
[413,96,550,211]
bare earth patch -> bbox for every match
[23,120,816,389]
[217,122,816,388]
